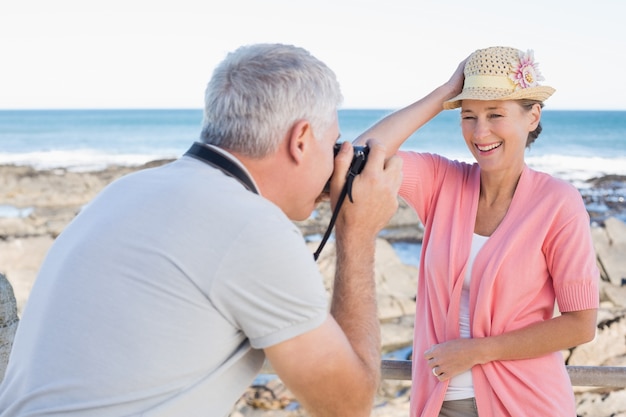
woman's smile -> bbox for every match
[475,141,503,153]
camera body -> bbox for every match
[323,143,369,193]
[335,143,369,175]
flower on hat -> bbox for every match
[509,49,545,90]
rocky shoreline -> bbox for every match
[1,161,626,416]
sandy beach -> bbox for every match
[1,161,626,416]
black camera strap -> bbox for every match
[185,142,258,194]
[313,165,361,261]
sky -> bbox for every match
[1,0,625,111]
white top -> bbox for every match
[444,233,489,401]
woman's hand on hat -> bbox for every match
[443,55,469,99]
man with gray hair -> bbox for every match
[0,43,402,416]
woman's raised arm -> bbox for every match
[354,57,467,158]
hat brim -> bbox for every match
[443,86,556,110]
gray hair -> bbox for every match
[200,44,343,158]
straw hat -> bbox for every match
[443,46,555,110]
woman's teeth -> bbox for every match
[476,142,502,152]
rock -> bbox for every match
[601,280,626,308]
[295,198,423,242]
[380,315,415,354]
[372,240,418,321]
[308,238,418,351]
[576,389,626,416]
[582,175,626,225]
[593,217,626,286]
[568,309,626,367]
[0,273,19,382]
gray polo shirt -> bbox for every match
[0,155,328,416]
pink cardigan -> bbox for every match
[399,152,599,417]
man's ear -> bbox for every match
[287,119,313,164]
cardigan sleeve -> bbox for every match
[541,179,600,312]
[398,151,435,223]
[398,152,472,225]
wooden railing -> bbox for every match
[379,360,626,387]
[262,360,626,387]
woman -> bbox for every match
[356,46,599,416]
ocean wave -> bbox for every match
[526,154,626,186]
[0,150,179,172]
[1,150,626,183]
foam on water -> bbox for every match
[526,154,626,186]
[0,150,177,172]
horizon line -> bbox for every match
[1,107,625,112]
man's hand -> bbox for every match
[332,139,402,239]
[265,139,403,417]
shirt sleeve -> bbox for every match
[210,211,328,349]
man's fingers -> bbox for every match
[361,139,385,171]
[331,142,353,183]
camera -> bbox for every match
[323,143,369,193]
[315,143,370,260]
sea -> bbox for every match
[1,109,625,180]
[1,109,625,266]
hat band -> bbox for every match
[464,74,515,90]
